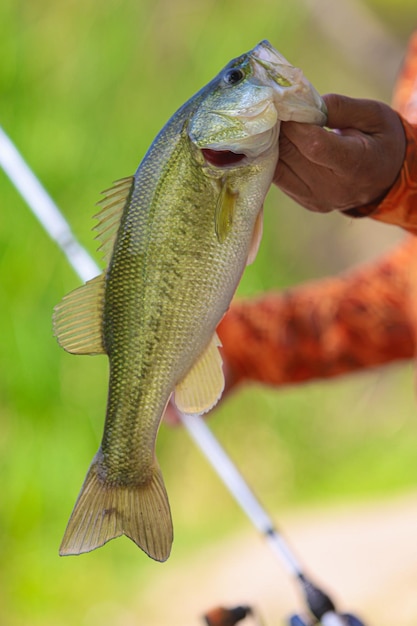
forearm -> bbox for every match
[218,237,416,387]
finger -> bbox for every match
[323,94,405,188]
[274,158,312,204]
[275,146,334,213]
[282,95,395,168]
[323,93,393,133]
[277,130,320,183]
[275,163,333,212]
[280,121,362,171]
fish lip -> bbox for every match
[252,39,294,71]
[251,41,327,126]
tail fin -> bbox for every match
[59,456,173,562]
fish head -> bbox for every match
[188,40,327,165]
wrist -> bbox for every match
[341,200,381,219]
[341,114,410,221]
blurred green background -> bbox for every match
[1,1,416,625]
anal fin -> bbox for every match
[174,333,224,415]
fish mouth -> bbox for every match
[251,40,327,125]
[191,95,279,166]
[199,120,279,168]
[201,148,246,168]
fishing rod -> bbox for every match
[0,125,364,626]
[181,413,361,626]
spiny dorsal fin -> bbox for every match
[174,333,224,415]
[215,179,238,243]
[93,176,135,263]
[246,206,264,265]
[53,273,106,355]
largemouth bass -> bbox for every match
[54,41,326,562]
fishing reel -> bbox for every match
[203,603,366,626]
[288,613,366,626]
[203,573,366,626]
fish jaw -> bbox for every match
[251,40,327,125]
[188,78,279,160]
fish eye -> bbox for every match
[223,68,245,86]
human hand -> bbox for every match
[274,93,406,213]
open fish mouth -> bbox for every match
[200,118,280,167]
[198,98,280,167]
[201,148,246,167]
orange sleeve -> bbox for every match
[218,237,415,387]
[391,29,417,125]
[365,119,417,234]
[343,29,417,232]
[370,29,417,232]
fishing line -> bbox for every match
[0,124,348,625]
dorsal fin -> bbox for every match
[53,273,106,355]
[174,333,224,415]
[93,176,135,263]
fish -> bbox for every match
[53,40,327,562]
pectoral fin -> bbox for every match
[174,333,224,415]
[215,179,238,243]
[53,273,106,355]
[246,206,264,265]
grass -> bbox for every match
[0,1,416,624]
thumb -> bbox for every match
[323,93,390,133]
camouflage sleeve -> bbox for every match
[218,237,415,387]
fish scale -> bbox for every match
[53,40,326,561]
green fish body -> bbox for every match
[54,41,326,561]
